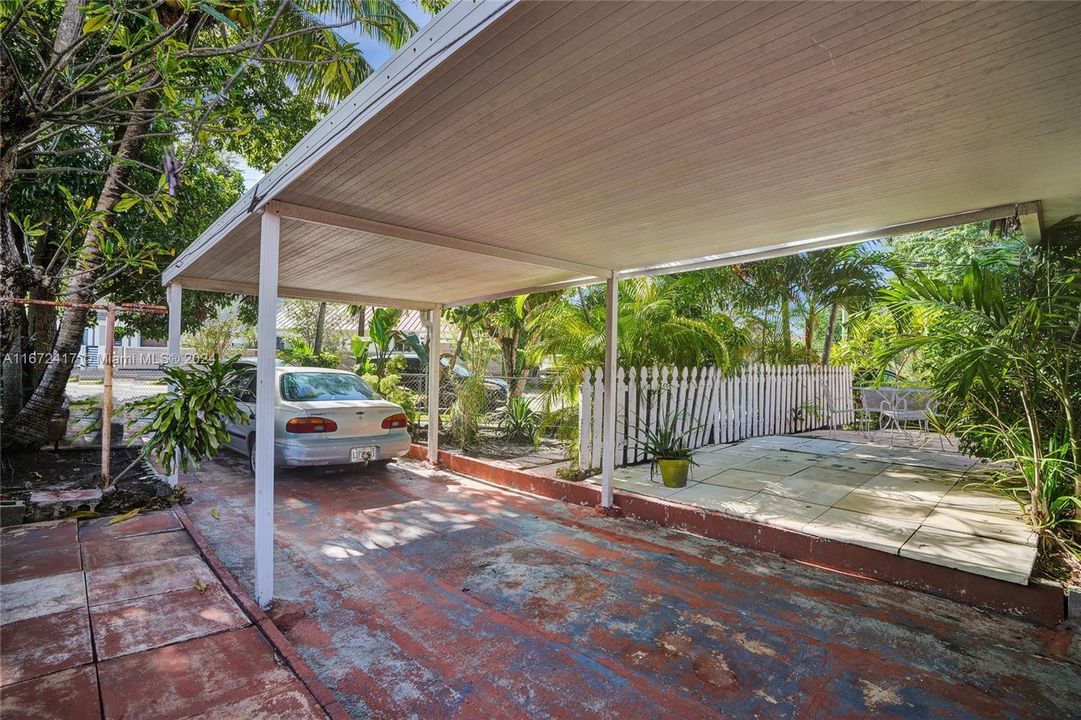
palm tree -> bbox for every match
[807,246,890,365]
[528,277,746,403]
[876,226,1080,545]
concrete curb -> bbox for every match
[174,506,350,720]
[409,445,1067,627]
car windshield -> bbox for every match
[280,373,375,401]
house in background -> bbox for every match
[77,308,166,371]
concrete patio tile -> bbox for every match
[876,465,963,483]
[0,519,77,555]
[97,626,300,720]
[785,465,870,486]
[854,473,958,505]
[831,488,938,524]
[758,475,863,506]
[0,665,100,720]
[708,446,772,461]
[78,510,182,542]
[0,608,93,686]
[699,467,773,491]
[1,571,87,625]
[736,456,818,477]
[91,582,248,660]
[666,483,758,511]
[900,526,1036,585]
[795,439,857,454]
[86,554,214,606]
[937,486,1020,515]
[185,682,327,719]
[734,435,801,449]
[80,529,197,570]
[802,508,920,554]
[612,478,684,499]
[693,454,756,472]
[721,493,831,531]
[811,456,892,476]
[1,541,82,583]
[921,506,1037,547]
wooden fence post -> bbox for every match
[100,305,116,487]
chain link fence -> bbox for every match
[56,299,578,460]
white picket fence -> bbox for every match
[579,364,854,468]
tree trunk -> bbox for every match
[804,305,816,355]
[5,90,157,449]
[0,0,86,359]
[354,305,365,337]
[313,302,326,353]
[780,298,792,359]
[447,324,467,372]
[821,303,840,366]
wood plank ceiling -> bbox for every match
[168,0,1081,305]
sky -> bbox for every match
[236,1,435,189]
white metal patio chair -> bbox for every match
[877,388,943,449]
[822,388,871,438]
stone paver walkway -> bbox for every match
[0,510,327,719]
[182,454,1080,719]
[588,433,1037,584]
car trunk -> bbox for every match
[288,399,401,437]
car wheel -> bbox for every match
[247,436,257,477]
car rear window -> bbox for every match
[280,373,375,401]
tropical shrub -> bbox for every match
[499,397,541,442]
[360,358,422,437]
[279,336,340,368]
[129,356,245,475]
[877,221,1081,557]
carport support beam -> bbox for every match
[254,205,280,608]
[428,305,442,464]
[601,272,617,508]
[165,282,182,487]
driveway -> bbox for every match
[184,455,1080,719]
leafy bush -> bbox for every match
[279,336,339,368]
[129,356,245,475]
[447,371,488,450]
[556,465,599,482]
[360,362,422,437]
[499,396,540,442]
[878,222,1080,558]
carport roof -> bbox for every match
[163,0,1081,308]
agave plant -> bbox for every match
[499,396,541,443]
[635,414,698,463]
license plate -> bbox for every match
[350,446,377,462]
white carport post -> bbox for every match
[165,282,182,487]
[427,304,442,464]
[601,272,618,508]
[254,203,280,607]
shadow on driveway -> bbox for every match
[184,454,1081,719]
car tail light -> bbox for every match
[286,417,338,433]
[381,413,409,429]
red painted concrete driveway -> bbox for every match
[184,455,1081,719]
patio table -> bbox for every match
[855,387,941,448]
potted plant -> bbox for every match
[638,415,697,488]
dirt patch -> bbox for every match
[1,446,183,523]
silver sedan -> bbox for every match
[226,363,412,473]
